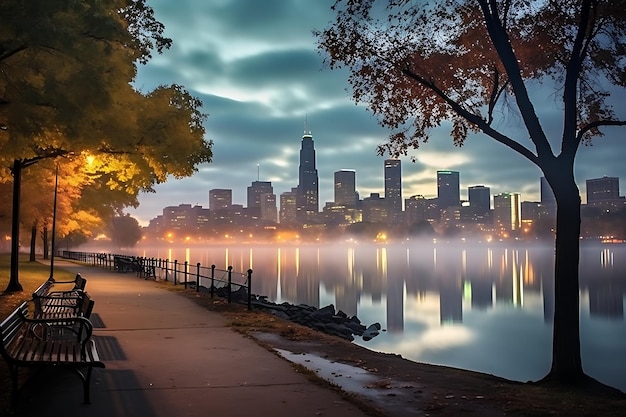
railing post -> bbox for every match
[184,261,188,289]
[196,263,201,292]
[174,260,178,285]
[247,269,253,310]
[164,259,169,281]
[210,265,215,298]
[227,266,233,304]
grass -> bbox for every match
[0,253,77,416]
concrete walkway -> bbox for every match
[13,260,370,417]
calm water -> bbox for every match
[130,241,626,392]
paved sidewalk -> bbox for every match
[13,260,370,417]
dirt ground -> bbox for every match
[174,288,626,417]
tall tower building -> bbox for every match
[384,159,402,221]
[260,193,277,223]
[468,185,490,214]
[296,125,319,223]
[334,169,358,206]
[247,181,273,209]
[493,192,521,232]
[209,189,232,211]
[280,188,298,225]
[437,170,460,209]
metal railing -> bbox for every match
[60,251,253,310]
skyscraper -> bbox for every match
[260,193,277,223]
[279,188,298,225]
[209,189,232,211]
[468,185,490,214]
[334,170,358,206]
[384,159,402,221]
[296,126,319,223]
[437,170,460,209]
[493,192,521,232]
[247,181,273,209]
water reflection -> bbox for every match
[134,242,626,392]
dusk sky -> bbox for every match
[126,0,626,226]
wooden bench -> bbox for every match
[49,273,87,293]
[132,258,156,279]
[32,279,88,320]
[113,256,134,272]
[0,302,105,405]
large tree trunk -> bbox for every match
[544,169,585,382]
[6,160,23,293]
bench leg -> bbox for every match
[83,367,93,404]
[9,365,19,406]
[68,366,94,404]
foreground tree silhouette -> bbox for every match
[0,1,212,291]
[317,0,625,385]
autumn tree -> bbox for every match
[109,215,143,248]
[317,0,626,387]
[0,0,213,291]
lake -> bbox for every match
[129,241,626,392]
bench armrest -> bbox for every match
[17,309,94,346]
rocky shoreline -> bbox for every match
[208,284,382,342]
[249,295,382,342]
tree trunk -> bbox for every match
[42,226,49,260]
[29,223,37,262]
[544,169,585,382]
[6,160,23,293]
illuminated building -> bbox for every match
[296,126,319,223]
[493,192,521,233]
[334,169,358,207]
[437,170,460,210]
[384,159,402,222]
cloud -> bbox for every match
[125,0,626,226]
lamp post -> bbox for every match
[49,165,58,280]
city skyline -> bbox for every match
[124,0,626,226]
[145,159,624,226]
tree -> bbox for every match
[0,0,213,291]
[109,215,143,248]
[317,0,626,386]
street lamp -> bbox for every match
[49,165,58,280]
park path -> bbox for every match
[13,260,370,417]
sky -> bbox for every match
[125,0,626,226]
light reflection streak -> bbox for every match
[601,248,613,269]
[347,246,355,283]
[462,249,467,275]
[276,247,281,300]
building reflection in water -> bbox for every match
[134,242,626,391]
[138,242,625,323]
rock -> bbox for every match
[362,323,381,341]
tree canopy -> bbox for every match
[317,0,625,388]
[318,0,625,160]
[0,0,213,290]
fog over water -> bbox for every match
[101,240,625,392]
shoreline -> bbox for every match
[169,284,626,417]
